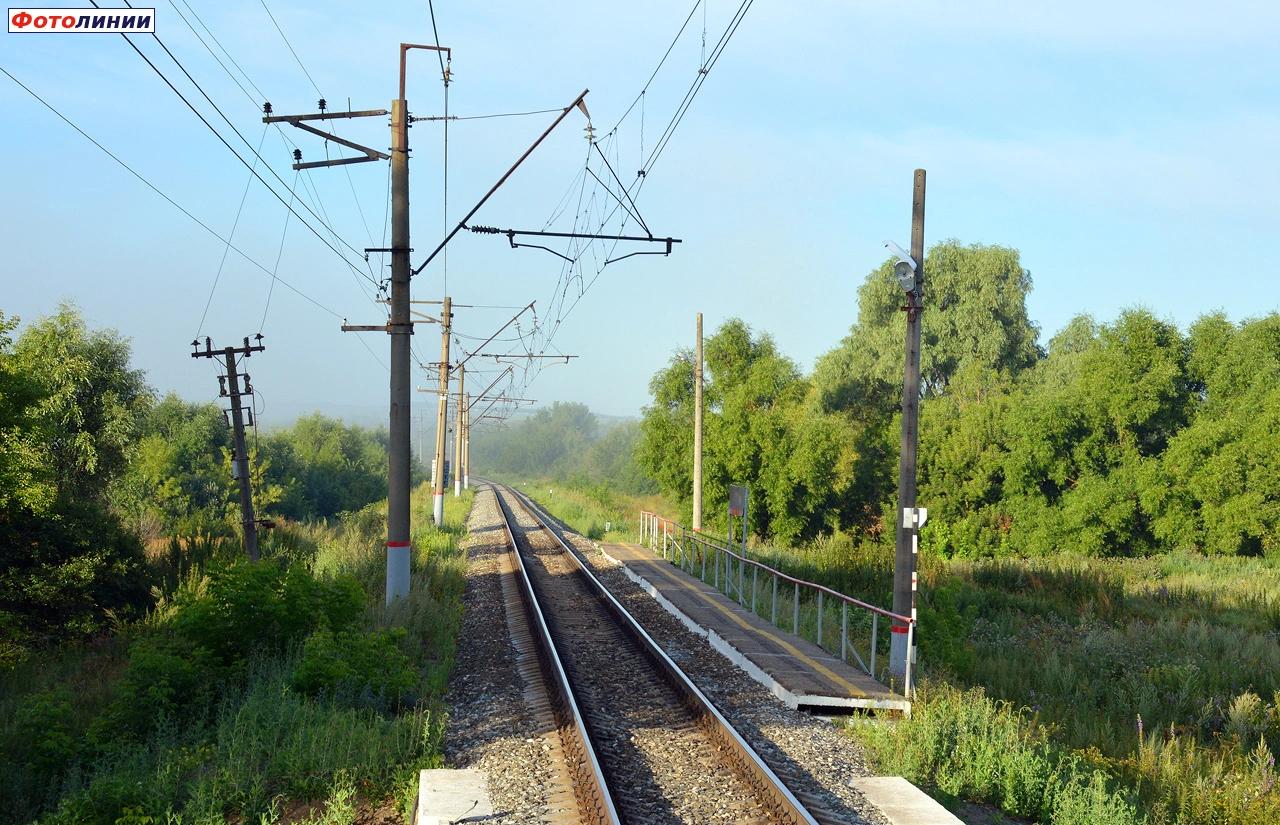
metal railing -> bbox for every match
[639,511,915,697]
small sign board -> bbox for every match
[728,484,748,517]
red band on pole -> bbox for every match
[387,541,411,548]
[890,624,910,634]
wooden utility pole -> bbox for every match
[191,335,265,561]
[431,296,452,525]
[891,169,926,684]
[453,364,465,496]
[693,312,704,532]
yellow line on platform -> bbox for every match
[610,544,870,698]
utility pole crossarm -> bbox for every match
[263,108,388,123]
[265,106,390,170]
[476,353,578,362]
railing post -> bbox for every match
[714,546,720,589]
[870,613,878,679]
[738,553,745,606]
[771,574,778,625]
[662,523,668,560]
[817,591,824,650]
[904,621,915,699]
[793,582,800,636]
[751,566,758,614]
[841,601,848,662]
[700,538,706,581]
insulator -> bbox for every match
[318,98,326,111]
[263,101,272,114]
[293,149,302,162]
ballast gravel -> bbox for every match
[444,487,894,825]
[442,489,552,824]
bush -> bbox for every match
[89,561,366,747]
[12,687,78,775]
[170,561,364,665]
[290,628,418,710]
[0,500,152,660]
[88,636,216,747]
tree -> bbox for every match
[0,312,50,514]
[1143,314,1280,555]
[11,303,151,505]
[0,305,152,659]
[263,414,388,520]
[813,241,1041,414]
[638,319,853,542]
[112,395,233,537]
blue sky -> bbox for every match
[3,1,1278,426]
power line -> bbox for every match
[198,124,270,336]
[98,12,378,289]
[641,0,755,177]
[0,65,345,322]
[427,0,448,78]
[515,1,756,394]
[167,0,381,300]
[258,0,323,97]
[169,0,265,107]
[607,0,703,135]
[259,169,299,333]
[246,0,391,300]
[421,107,563,121]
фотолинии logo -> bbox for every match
[9,8,155,33]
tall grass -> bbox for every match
[851,683,1146,824]
[538,479,1280,825]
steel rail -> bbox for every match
[490,484,621,825]
[495,483,823,825]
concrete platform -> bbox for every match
[600,542,908,713]
[850,777,963,825]
[415,768,493,825]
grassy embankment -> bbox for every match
[0,484,473,825]
[526,478,1280,825]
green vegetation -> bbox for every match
[538,240,1280,824]
[851,684,1146,824]
[0,303,410,668]
[0,303,471,822]
[0,486,472,824]
[637,241,1280,560]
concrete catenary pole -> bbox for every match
[385,92,413,604]
[223,350,259,562]
[693,312,704,532]
[453,364,465,496]
[432,296,452,525]
[890,169,926,683]
[462,392,471,489]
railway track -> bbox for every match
[488,481,848,825]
